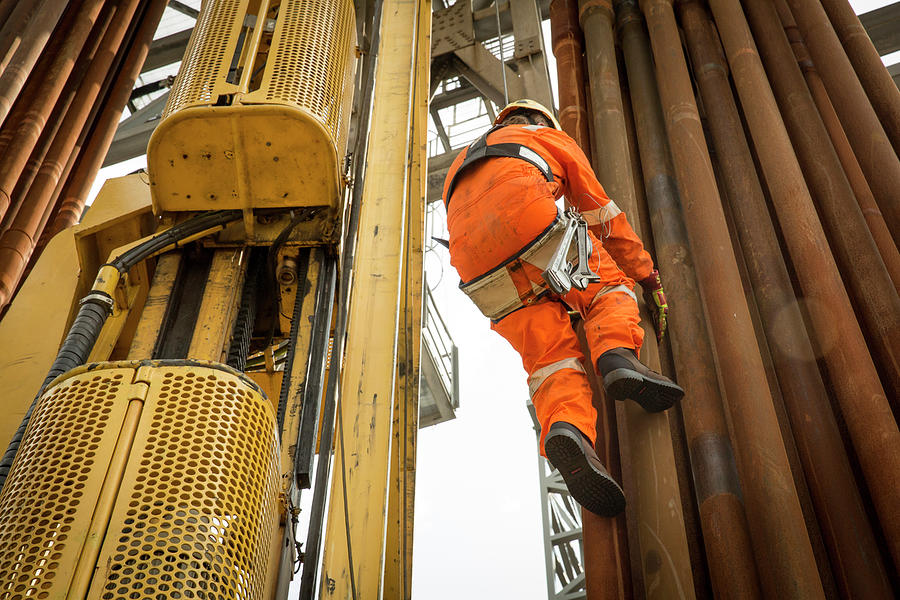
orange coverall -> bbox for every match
[443,124,654,452]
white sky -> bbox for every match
[82,2,895,597]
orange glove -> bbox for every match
[639,268,668,342]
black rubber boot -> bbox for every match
[597,347,684,412]
[544,422,626,517]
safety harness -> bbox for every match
[447,125,607,322]
[444,124,555,207]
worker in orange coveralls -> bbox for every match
[443,99,684,517]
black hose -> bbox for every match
[0,210,242,492]
[0,295,111,482]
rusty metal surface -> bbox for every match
[703,0,900,582]
[783,0,900,246]
[616,3,760,598]
[774,0,900,293]
[741,0,900,404]
[579,324,633,600]
[51,0,169,235]
[639,1,828,598]
[550,0,592,158]
[683,1,893,596]
[579,0,636,205]
[0,0,68,128]
[0,0,106,226]
[819,0,900,155]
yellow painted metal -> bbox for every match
[277,252,321,491]
[87,362,281,600]
[148,0,357,218]
[320,0,421,595]
[0,174,153,456]
[188,248,248,361]
[0,361,282,599]
[127,252,183,359]
[248,371,284,411]
[0,366,139,597]
[382,0,430,595]
[68,393,147,599]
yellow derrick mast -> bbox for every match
[0,0,429,598]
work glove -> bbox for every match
[639,268,668,342]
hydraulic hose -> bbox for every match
[0,209,242,492]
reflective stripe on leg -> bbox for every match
[528,357,586,398]
[591,283,637,304]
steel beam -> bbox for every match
[859,3,900,57]
[320,0,420,595]
[142,29,192,74]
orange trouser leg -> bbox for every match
[561,231,644,362]
[491,298,598,455]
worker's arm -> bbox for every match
[542,129,654,282]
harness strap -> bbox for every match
[444,125,555,206]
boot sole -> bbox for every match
[545,432,626,517]
[603,368,684,413]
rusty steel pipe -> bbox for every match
[578,5,698,598]
[579,324,633,600]
[681,2,893,596]
[0,3,76,160]
[0,3,116,235]
[820,0,900,154]
[51,0,170,235]
[616,3,762,597]
[0,0,142,311]
[0,0,106,224]
[550,0,592,158]
[704,0,900,577]
[573,5,638,595]
[578,0,636,205]
[0,0,16,30]
[639,1,826,598]
[0,0,69,128]
[741,0,900,402]
[0,0,42,74]
[774,0,900,293]
[783,0,900,245]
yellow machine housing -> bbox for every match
[148,0,357,222]
[0,361,281,599]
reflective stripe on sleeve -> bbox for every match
[528,357,585,398]
[591,284,637,304]
[582,200,623,227]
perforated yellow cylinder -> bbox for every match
[0,361,281,600]
[148,0,357,218]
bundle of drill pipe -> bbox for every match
[549,0,900,598]
[0,0,169,313]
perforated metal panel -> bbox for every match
[148,0,357,218]
[163,0,247,116]
[0,368,135,599]
[253,0,357,155]
[0,362,281,600]
[88,364,280,600]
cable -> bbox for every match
[0,210,242,492]
[337,395,358,600]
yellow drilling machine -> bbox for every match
[0,0,430,598]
